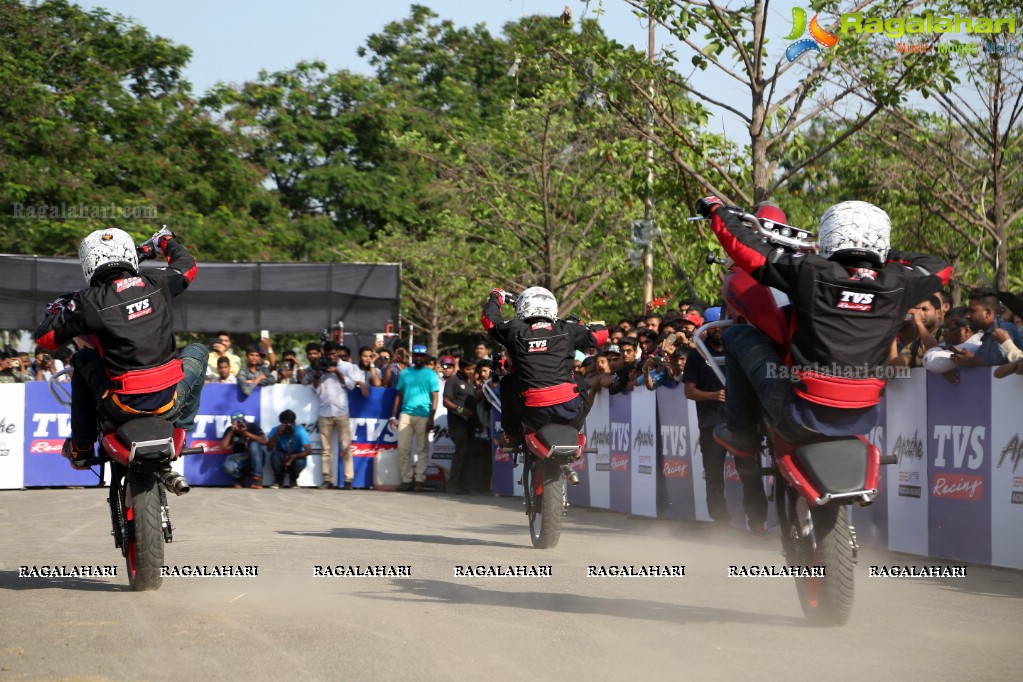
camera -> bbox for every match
[282,360,296,371]
[281,423,295,435]
[42,354,51,364]
[318,357,334,371]
[650,355,667,368]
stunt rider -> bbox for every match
[35,227,209,469]
[482,286,608,448]
[695,198,951,455]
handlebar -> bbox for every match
[737,211,817,253]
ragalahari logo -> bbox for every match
[785,7,839,62]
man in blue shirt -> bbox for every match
[390,344,440,491]
[267,409,312,488]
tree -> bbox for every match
[0,0,273,259]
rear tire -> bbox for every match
[125,472,164,591]
[528,459,564,549]
[779,486,854,627]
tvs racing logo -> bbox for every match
[126,298,152,321]
[837,291,875,311]
[527,339,548,353]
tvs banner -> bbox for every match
[347,388,400,489]
[989,371,1023,568]
[488,385,517,497]
[185,384,260,486]
[687,400,712,522]
[927,368,992,565]
[23,383,109,487]
[259,384,323,488]
[0,385,26,489]
[585,390,611,509]
[630,387,657,517]
[655,387,696,520]
[885,371,929,557]
[609,393,631,514]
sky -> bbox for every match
[75,0,778,140]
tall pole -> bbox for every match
[642,14,655,305]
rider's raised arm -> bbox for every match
[709,205,803,293]
[34,292,89,351]
[886,249,952,284]
[153,237,197,297]
[572,320,608,349]
[482,289,512,346]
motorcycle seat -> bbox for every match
[116,417,175,462]
[533,423,580,450]
[793,438,872,494]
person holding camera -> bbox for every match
[642,333,687,390]
[267,409,312,488]
[313,340,365,489]
[275,351,301,385]
[0,350,31,383]
[31,347,64,382]
[221,410,268,489]
[237,345,276,396]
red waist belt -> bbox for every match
[521,382,579,407]
[793,370,884,409]
[107,359,184,395]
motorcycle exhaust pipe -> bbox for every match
[161,470,191,496]
[561,465,580,486]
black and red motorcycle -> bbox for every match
[695,211,896,626]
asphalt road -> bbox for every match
[1,486,1021,681]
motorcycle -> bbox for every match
[481,294,595,549]
[46,238,203,591]
[695,211,896,626]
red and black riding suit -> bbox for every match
[709,205,951,438]
[35,239,201,444]
[482,293,607,441]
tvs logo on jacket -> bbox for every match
[837,291,875,312]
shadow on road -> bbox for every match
[0,569,125,592]
[367,578,808,627]
[278,527,522,549]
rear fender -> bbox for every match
[775,434,880,505]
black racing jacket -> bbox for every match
[35,239,197,404]
[482,295,608,407]
[711,206,951,408]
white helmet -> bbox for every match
[79,228,138,285]
[515,286,558,321]
[817,201,891,266]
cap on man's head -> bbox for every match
[682,311,703,326]
[440,355,456,367]
[230,411,245,422]
[412,344,428,355]
[606,344,622,356]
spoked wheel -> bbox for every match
[124,471,165,591]
[526,455,564,549]
[777,481,855,626]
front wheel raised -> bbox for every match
[124,472,164,591]
[527,459,564,549]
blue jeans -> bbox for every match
[271,450,307,486]
[224,441,266,482]
[721,324,816,445]
[71,343,210,444]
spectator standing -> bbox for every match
[275,358,300,385]
[237,345,276,396]
[443,357,479,494]
[382,347,409,388]
[207,337,240,378]
[30,347,63,382]
[216,331,242,371]
[208,356,237,384]
[609,338,641,394]
[267,409,312,488]
[474,341,491,361]
[389,344,439,492]
[300,342,322,385]
[312,340,365,489]
[221,410,268,489]
[893,295,944,368]
[354,347,383,387]
[923,306,983,382]
[682,316,767,531]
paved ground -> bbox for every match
[1,486,1021,681]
